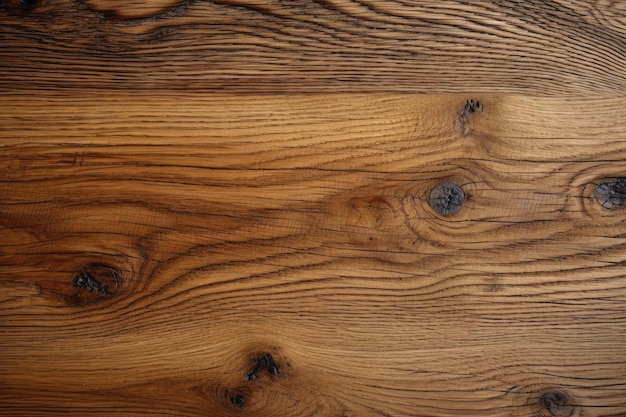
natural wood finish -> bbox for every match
[1,93,626,416]
[1,0,626,93]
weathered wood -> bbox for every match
[1,93,626,416]
[1,0,626,93]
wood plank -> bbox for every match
[1,0,626,93]
[1,93,625,416]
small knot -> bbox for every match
[459,99,483,135]
[428,182,465,215]
[539,390,575,417]
[464,99,483,114]
[594,179,626,209]
[245,353,279,381]
[229,394,245,408]
[69,264,121,304]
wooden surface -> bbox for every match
[1,0,626,93]
[1,1,626,417]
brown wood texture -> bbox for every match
[1,93,626,416]
[2,0,626,416]
[1,0,626,93]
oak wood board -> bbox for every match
[1,93,626,416]
[1,0,626,416]
[1,0,626,93]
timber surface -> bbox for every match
[1,0,626,93]
[2,94,626,416]
[1,1,626,417]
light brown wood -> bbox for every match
[1,0,626,93]
[1,93,626,416]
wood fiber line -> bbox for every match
[1,93,626,416]
[1,0,626,93]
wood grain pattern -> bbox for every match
[1,93,626,416]
[1,0,626,93]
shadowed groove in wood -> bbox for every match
[1,93,626,416]
[0,0,626,93]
